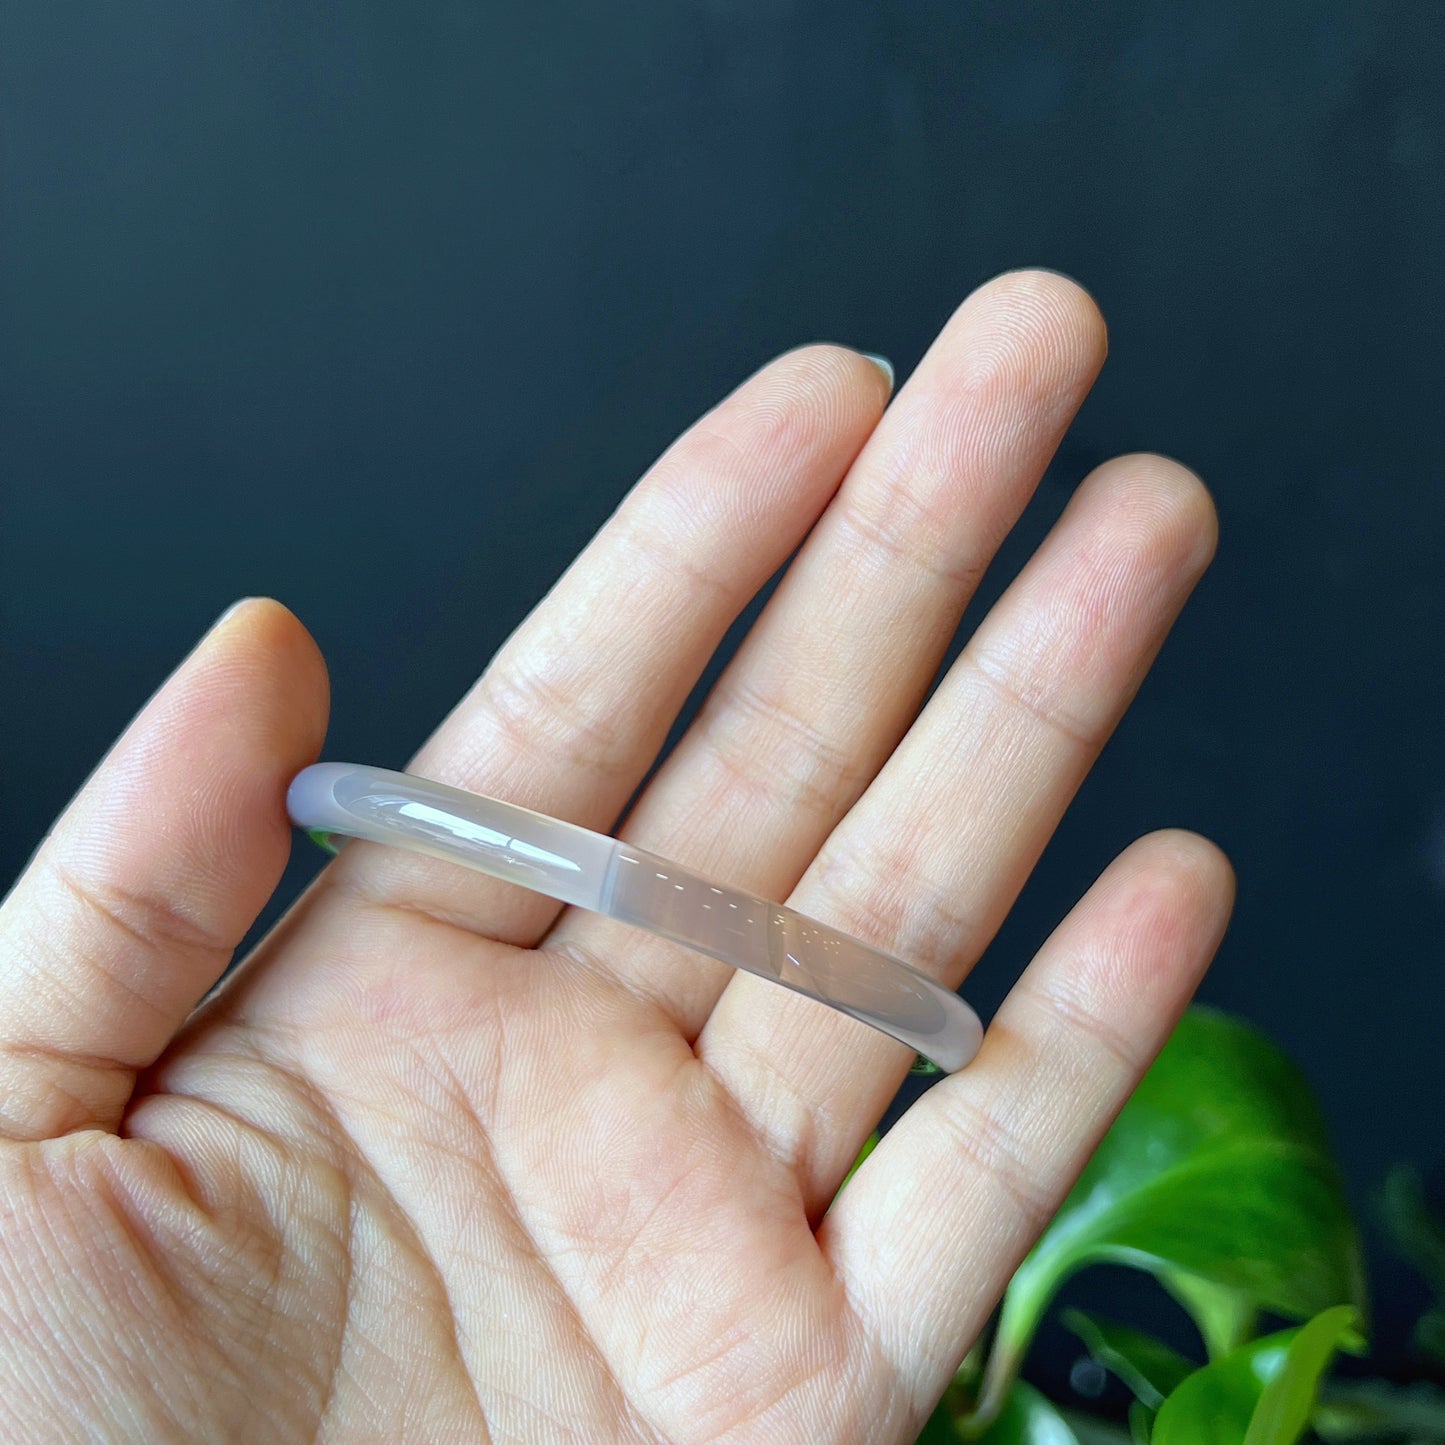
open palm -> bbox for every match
[0,272,1233,1443]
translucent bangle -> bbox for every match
[287,762,983,1072]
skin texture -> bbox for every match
[0,271,1234,1444]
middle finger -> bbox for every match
[546,271,1107,1029]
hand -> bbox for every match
[0,271,1233,1444]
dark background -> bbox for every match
[3,0,1442,1406]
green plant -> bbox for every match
[902,1007,1445,1444]
[1380,1167,1445,1368]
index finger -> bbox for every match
[325,345,892,948]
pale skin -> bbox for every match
[0,271,1235,1443]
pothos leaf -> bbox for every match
[840,1131,878,1191]
[1157,1272,1255,1361]
[981,1009,1364,1414]
[1244,1306,1359,1445]
[1150,1306,1357,1445]
[972,1382,1082,1443]
[917,1382,1081,1444]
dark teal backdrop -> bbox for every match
[2,0,1442,1397]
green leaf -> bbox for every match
[1315,1380,1445,1441]
[1151,1306,1356,1445]
[970,1383,1082,1443]
[1418,1306,1445,1365]
[1128,1401,1155,1444]
[841,1131,879,1190]
[1060,1412,1135,1445]
[1380,1167,1445,1300]
[1245,1306,1358,1445]
[828,1132,880,1217]
[1062,1310,1195,1409]
[1380,1167,1445,1364]
[1157,1273,1256,1360]
[917,1382,1082,1444]
[1153,1332,1292,1445]
[982,1009,1365,1413]
[916,1402,967,1444]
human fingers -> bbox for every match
[547,272,1106,1028]
[698,455,1218,1211]
[331,346,891,949]
[820,832,1233,1431]
[0,600,328,1140]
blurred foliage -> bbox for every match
[1061,1311,1193,1411]
[1379,1167,1445,1368]
[901,1008,1445,1444]
[1313,1382,1445,1441]
[1151,1306,1357,1444]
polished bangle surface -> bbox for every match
[287,762,983,1072]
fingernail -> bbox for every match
[861,352,895,390]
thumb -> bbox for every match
[0,599,329,1141]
